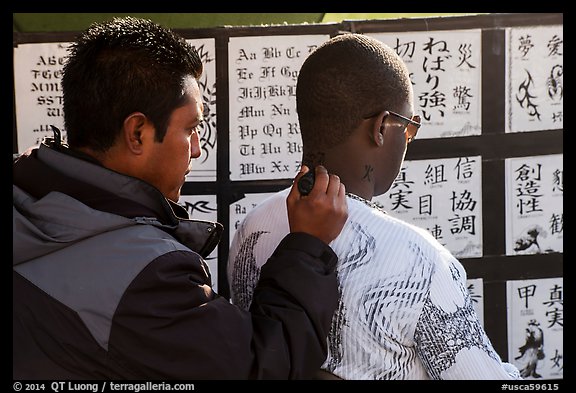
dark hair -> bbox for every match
[296,33,412,158]
[62,17,203,151]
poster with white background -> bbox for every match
[505,25,563,133]
[14,42,71,152]
[185,39,217,182]
[507,277,563,380]
[505,154,563,255]
[228,35,329,181]
[467,278,484,327]
[374,156,483,258]
[178,194,219,291]
[369,29,482,139]
[229,192,276,245]
[13,39,217,182]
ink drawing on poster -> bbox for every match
[507,277,563,380]
[505,25,563,133]
[505,154,563,255]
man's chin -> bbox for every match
[164,188,182,204]
[166,195,180,204]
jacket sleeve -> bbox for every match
[108,232,338,380]
[249,232,339,379]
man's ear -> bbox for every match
[123,112,148,154]
[370,111,388,147]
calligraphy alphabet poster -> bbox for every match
[369,29,482,139]
[507,277,563,380]
[229,192,276,245]
[505,25,563,133]
[14,42,71,152]
[374,156,483,258]
[467,278,484,327]
[178,195,219,291]
[505,154,563,255]
[228,35,329,181]
[13,39,217,182]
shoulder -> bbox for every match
[343,199,460,274]
[348,198,444,248]
[137,248,210,285]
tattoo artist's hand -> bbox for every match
[287,165,348,244]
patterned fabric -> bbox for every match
[230,231,267,310]
[228,188,522,380]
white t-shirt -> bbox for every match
[228,188,521,380]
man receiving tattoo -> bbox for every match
[227,33,521,380]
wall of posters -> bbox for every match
[13,14,563,373]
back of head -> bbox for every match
[296,33,412,160]
[62,17,203,151]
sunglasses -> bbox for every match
[364,110,422,143]
[387,111,422,144]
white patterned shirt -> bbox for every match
[228,188,521,380]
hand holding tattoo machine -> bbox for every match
[297,168,315,196]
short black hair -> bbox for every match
[62,17,203,151]
[296,33,412,159]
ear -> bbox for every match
[370,111,388,147]
[122,112,149,155]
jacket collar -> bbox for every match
[18,141,222,258]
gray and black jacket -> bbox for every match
[13,141,339,380]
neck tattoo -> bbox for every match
[362,165,374,182]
